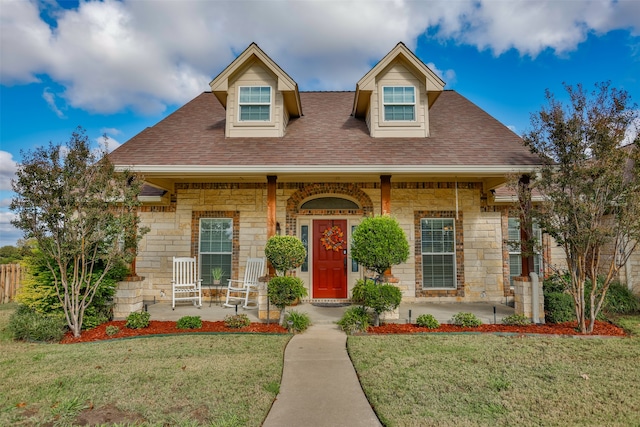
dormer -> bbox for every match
[210,43,302,138]
[352,42,445,138]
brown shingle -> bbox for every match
[109,91,542,168]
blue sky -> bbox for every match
[1,0,639,247]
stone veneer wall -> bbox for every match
[513,276,545,323]
[133,180,515,305]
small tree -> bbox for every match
[351,215,410,280]
[10,127,148,337]
[265,235,307,324]
[350,215,409,326]
[522,82,640,334]
[264,235,306,276]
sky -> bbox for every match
[1,0,639,247]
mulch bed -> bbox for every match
[61,319,627,344]
[60,320,288,344]
[368,320,626,337]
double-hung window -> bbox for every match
[508,218,542,286]
[239,86,271,121]
[383,86,415,121]
[421,218,456,288]
[199,218,232,286]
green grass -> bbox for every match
[0,303,291,426]
[348,317,640,427]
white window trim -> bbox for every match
[198,218,233,286]
[421,218,457,290]
[381,85,417,123]
[238,86,272,122]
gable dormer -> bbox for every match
[352,42,445,138]
[210,43,302,138]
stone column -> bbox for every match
[513,276,544,323]
[113,276,145,319]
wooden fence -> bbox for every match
[1,263,21,303]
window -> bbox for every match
[421,218,456,288]
[383,86,415,121]
[508,218,543,286]
[301,225,309,272]
[239,86,271,121]
[199,218,233,286]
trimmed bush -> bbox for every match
[451,312,482,327]
[502,313,532,326]
[7,305,67,342]
[351,279,402,326]
[176,316,202,329]
[416,314,440,329]
[350,215,409,278]
[602,281,640,315]
[544,292,575,323]
[224,314,250,329]
[105,325,120,336]
[264,235,306,276]
[125,311,150,329]
[284,310,311,333]
[268,276,308,325]
[337,306,371,334]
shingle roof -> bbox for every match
[109,90,542,169]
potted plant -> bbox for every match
[211,267,225,285]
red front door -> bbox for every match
[313,219,348,299]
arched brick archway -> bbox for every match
[285,183,374,235]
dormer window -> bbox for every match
[383,86,415,121]
[239,86,271,121]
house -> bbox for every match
[109,42,550,318]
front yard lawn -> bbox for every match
[348,315,640,426]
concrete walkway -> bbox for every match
[262,324,382,427]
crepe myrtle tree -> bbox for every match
[10,127,148,337]
[522,82,640,334]
[265,235,308,324]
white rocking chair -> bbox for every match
[223,257,265,309]
[171,256,202,310]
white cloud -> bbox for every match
[0,151,17,191]
[0,211,21,247]
[42,87,66,118]
[97,135,121,153]
[100,127,122,137]
[426,62,456,87]
[1,0,638,115]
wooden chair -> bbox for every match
[171,257,202,310]
[223,257,265,309]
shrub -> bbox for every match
[7,305,67,342]
[502,313,532,326]
[451,312,482,327]
[125,311,150,329]
[264,235,307,276]
[17,249,124,330]
[350,215,410,278]
[351,279,402,326]
[602,281,640,315]
[105,325,120,336]
[176,316,202,329]
[337,306,371,334]
[284,310,311,333]
[268,276,308,325]
[416,314,440,329]
[544,292,575,323]
[224,314,251,328]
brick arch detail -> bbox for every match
[285,183,374,235]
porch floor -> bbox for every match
[144,300,515,325]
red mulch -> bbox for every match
[60,320,288,344]
[61,319,626,344]
[368,320,626,336]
